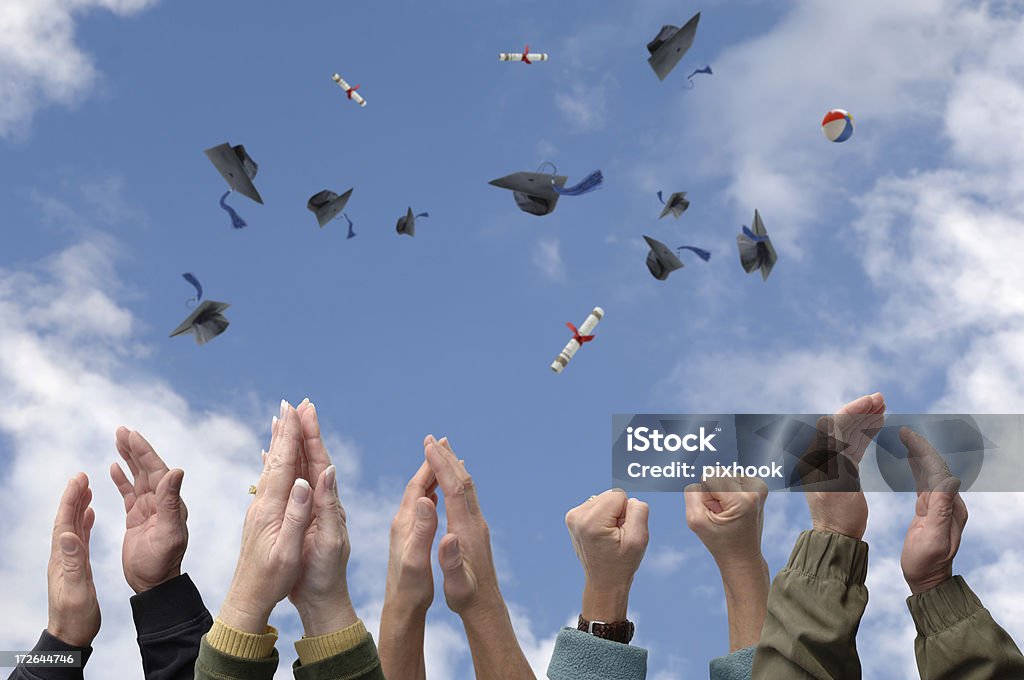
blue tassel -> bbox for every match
[344,213,356,239]
[678,246,711,261]
[182,272,203,305]
[219,191,247,229]
[684,65,713,89]
[743,225,769,242]
[415,212,429,219]
[552,169,603,196]
[657,190,665,205]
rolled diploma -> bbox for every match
[551,307,603,373]
[499,52,549,62]
[331,73,366,107]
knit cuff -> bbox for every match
[294,619,368,665]
[785,530,869,585]
[906,575,983,637]
[205,619,278,659]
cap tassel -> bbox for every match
[219,191,248,229]
[552,169,604,196]
[182,272,203,308]
[742,225,769,242]
[684,65,713,90]
[657,190,666,205]
[344,213,356,239]
[415,212,429,219]
[678,245,711,261]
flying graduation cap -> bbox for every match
[307,188,353,228]
[657,191,690,219]
[647,12,701,81]
[644,235,710,280]
[736,209,778,280]
[489,162,603,216]
[396,207,429,237]
[169,300,231,346]
[205,142,262,229]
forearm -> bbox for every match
[378,603,427,680]
[909,575,1024,680]
[752,530,869,680]
[461,596,536,680]
[719,556,770,652]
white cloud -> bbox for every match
[0,0,157,138]
[531,237,566,282]
[642,545,692,576]
[554,75,617,133]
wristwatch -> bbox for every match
[577,614,635,644]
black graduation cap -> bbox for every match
[647,12,701,81]
[658,191,690,219]
[204,143,263,204]
[644,235,684,280]
[396,207,429,237]
[736,209,778,281]
[169,300,231,346]
[489,164,604,216]
[307,188,353,228]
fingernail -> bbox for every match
[416,500,432,519]
[308,402,316,414]
[60,535,77,555]
[611,487,625,493]
[272,415,278,431]
[426,434,437,444]
[170,470,183,491]
[325,464,336,490]
[439,436,449,446]
[292,478,311,503]
[299,397,310,408]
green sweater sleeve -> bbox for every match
[908,575,1024,680]
[194,637,279,680]
[291,634,385,680]
[752,530,869,680]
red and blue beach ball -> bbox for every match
[822,109,854,143]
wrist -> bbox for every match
[219,594,273,635]
[812,520,865,540]
[45,624,94,649]
[581,581,631,622]
[296,595,358,638]
[459,588,511,629]
[906,572,954,596]
[128,567,182,594]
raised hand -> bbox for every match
[287,399,358,637]
[47,473,101,648]
[804,392,886,539]
[218,401,315,633]
[379,458,439,680]
[899,427,968,594]
[110,428,187,594]
[564,489,649,623]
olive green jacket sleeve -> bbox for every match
[908,575,1024,680]
[194,634,385,680]
[751,530,869,680]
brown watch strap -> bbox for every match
[577,614,635,644]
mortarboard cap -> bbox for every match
[659,191,690,219]
[396,207,416,236]
[737,209,778,280]
[204,143,263,204]
[647,12,701,82]
[489,171,568,216]
[307,188,353,228]
[169,300,231,346]
[644,235,684,280]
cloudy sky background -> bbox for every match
[2,1,1024,678]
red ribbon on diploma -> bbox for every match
[347,85,361,99]
[522,45,532,64]
[566,322,594,345]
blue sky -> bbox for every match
[3,1,1024,678]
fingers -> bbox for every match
[277,478,315,558]
[298,401,332,487]
[82,507,95,554]
[701,475,746,496]
[155,468,186,525]
[115,428,142,489]
[400,460,437,515]
[925,476,961,526]
[408,497,439,567]
[621,498,649,550]
[109,462,136,513]
[837,392,886,416]
[127,430,169,489]
[52,474,85,554]
[312,465,345,540]
[901,427,952,493]
[587,488,629,524]
[424,435,480,524]
[261,402,302,505]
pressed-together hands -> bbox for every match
[685,477,770,652]
[899,427,968,595]
[47,473,101,649]
[220,400,355,636]
[111,428,188,594]
[565,489,649,623]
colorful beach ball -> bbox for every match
[821,109,854,143]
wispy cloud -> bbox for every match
[532,236,566,282]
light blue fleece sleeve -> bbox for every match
[546,627,647,680]
[710,646,755,680]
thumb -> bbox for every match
[621,498,649,549]
[409,498,439,559]
[59,533,89,584]
[438,533,472,591]
[926,477,961,528]
[155,469,185,521]
[278,479,315,556]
